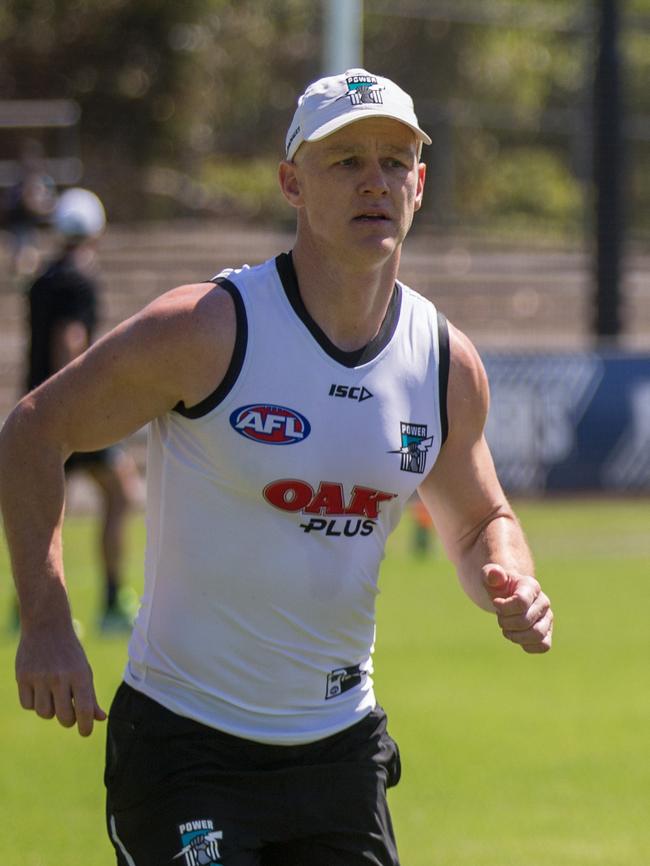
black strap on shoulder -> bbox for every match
[173,277,248,419]
[437,311,450,446]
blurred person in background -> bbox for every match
[1,138,56,278]
[21,187,139,633]
[409,493,437,555]
[0,70,553,865]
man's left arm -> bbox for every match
[418,322,553,653]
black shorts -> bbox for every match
[65,447,115,472]
[105,683,402,866]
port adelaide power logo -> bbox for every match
[343,73,384,107]
[230,404,310,445]
[389,422,434,474]
[174,819,223,866]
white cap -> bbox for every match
[285,68,432,160]
[54,187,106,239]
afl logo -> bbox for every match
[230,404,311,445]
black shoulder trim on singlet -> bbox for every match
[173,277,248,419]
[275,251,401,368]
[437,311,450,446]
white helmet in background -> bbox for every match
[54,187,106,239]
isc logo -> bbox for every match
[230,404,311,445]
[329,384,373,402]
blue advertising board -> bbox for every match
[482,352,650,492]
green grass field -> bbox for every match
[1,499,648,866]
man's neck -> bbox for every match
[290,238,401,352]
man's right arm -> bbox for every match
[0,281,237,735]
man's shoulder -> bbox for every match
[446,322,489,427]
[143,279,232,320]
[397,280,439,327]
[398,278,431,302]
[208,256,278,290]
[136,279,238,351]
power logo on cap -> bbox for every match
[345,74,384,106]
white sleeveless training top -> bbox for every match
[124,252,449,744]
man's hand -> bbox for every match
[482,563,553,653]
[15,624,107,736]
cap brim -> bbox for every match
[305,111,432,147]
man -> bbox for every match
[0,70,553,866]
[22,187,139,632]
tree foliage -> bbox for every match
[0,0,648,234]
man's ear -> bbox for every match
[414,161,426,212]
[278,160,303,208]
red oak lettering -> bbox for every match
[346,485,396,518]
[303,482,346,515]
[264,479,397,517]
[263,479,313,511]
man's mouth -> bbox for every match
[353,211,391,222]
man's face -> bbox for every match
[281,117,426,265]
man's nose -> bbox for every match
[359,161,389,195]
